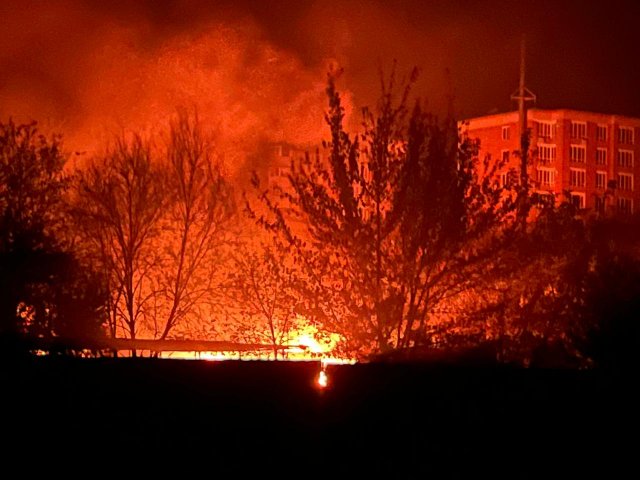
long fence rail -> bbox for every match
[7,336,307,355]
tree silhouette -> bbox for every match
[1,119,106,347]
[253,71,516,358]
[71,113,236,348]
[225,238,301,358]
[72,134,167,346]
[474,198,585,363]
[565,217,640,369]
[150,111,235,340]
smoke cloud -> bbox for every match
[2,0,640,167]
[0,1,347,166]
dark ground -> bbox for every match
[1,357,637,477]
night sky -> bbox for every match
[1,0,639,153]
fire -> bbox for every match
[281,319,354,364]
[316,368,328,389]
[294,334,325,354]
[160,316,355,364]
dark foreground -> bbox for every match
[1,357,637,477]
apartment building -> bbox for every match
[461,109,640,215]
[265,142,302,191]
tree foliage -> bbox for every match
[72,134,167,341]
[563,217,640,369]
[1,119,106,343]
[225,238,301,358]
[253,71,516,358]
[151,111,235,340]
[71,112,235,344]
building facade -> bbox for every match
[461,109,640,215]
[265,142,303,191]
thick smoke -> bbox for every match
[0,0,489,163]
[64,23,343,158]
[2,0,640,167]
[0,1,353,170]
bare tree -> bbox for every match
[151,112,235,340]
[72,135,167,346]
[225,238,300,358]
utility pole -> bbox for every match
[510,36,536,190]
[510,36,536,226]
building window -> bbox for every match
[617,197,633,215]
[571,121,587,139]
[537,144,556,163]
[502,126,510,140]
[537,167,556,188]
[617,149,634,167]
[570,145,586,163]
[570,168,586,187]
[617,126,634,144]
[501,150,510,164]
[594,196,606,215]
[618,173,634,191]
[571,192,586,209]
[595,148,607,165]
[537,121,554,140]
[596,171,607,190]
[596,124,608,142]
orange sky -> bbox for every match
[2,0,640,163]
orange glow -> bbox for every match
[294,334,325,354]
[316,369,328,389]
[2,24,353,166]
[280,318,354,364]
[158,317,355,364]
[161,351,238,361]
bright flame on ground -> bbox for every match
[316,369,328,389]
[160,316,356,364]
[294,334,325,354]
[283,319,354,365]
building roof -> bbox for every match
[461,108,640,130]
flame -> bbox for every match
[316,369,328,389]
[294,334,325,354]
[159,316,355,364]
[281,319,354,364]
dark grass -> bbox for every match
[1,357,636,477]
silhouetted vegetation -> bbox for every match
[225,240,301,358]
[71,132,168,345]
[1,120,107,351]
[70,112,236,350]
[564,217,640,369]
[1,69,639,367]
[252,70,519,358]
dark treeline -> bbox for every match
[1,70,639,367]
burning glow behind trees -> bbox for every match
[3,69,516,362]
[161,317,353,364]
[1,20,354,167]
[250,71,518,358]
[3,3,640,369]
